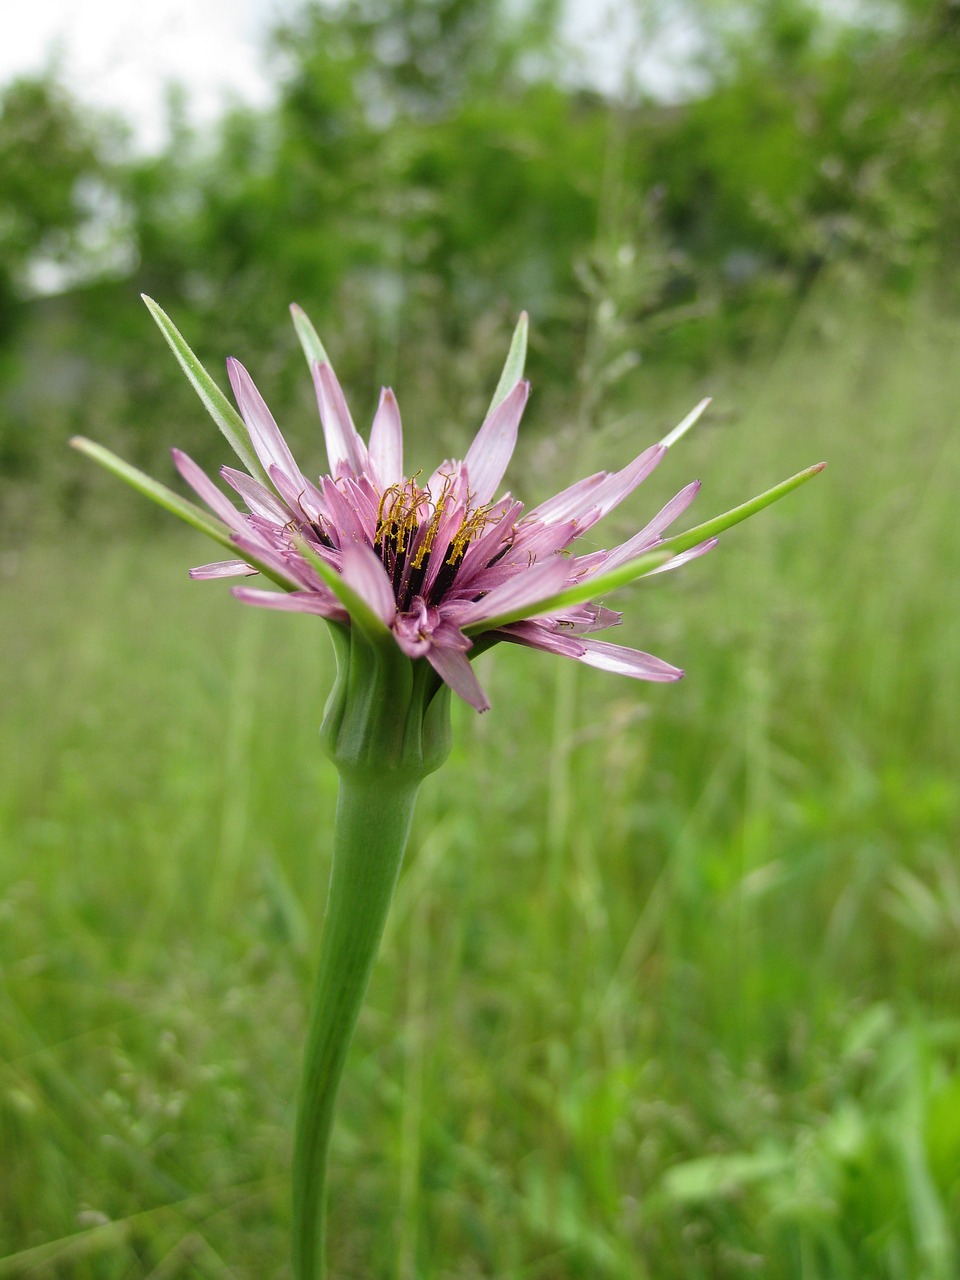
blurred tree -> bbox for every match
[275,0,564,118]
[0,74,122,339]
[126,0,608,410]
[649,0,960,310]
[6,0,960,532]
[0,74,131,517]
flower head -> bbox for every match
[174,310,715,713]
[72,300,825,714]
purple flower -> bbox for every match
[172,307,715,713]
[74,300,822,716]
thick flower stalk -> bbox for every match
[72,299,823,1279]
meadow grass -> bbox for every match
[1,292,959,1278]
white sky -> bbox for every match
[0,0,696,152]
[0,0,290,150]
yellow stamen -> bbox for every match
[411,473,459,569]
[375,470,504,574]
[376,474,428,556]
[448,504,497,563]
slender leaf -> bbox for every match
[659,397,712,449]
[660,461,826,555]
[487,312,528,416]
[71,436,232,545]
[465,549,673,635]
[69,437,293,590]
[465,460,825,636]
[290,303,332,369]
[141,295,271,488]
[294,539,392,645]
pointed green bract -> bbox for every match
[465,548,673,636]
[69,436,295,590]
[660,462,826,556]
[291,304,332,371]
[464,461,826,636]
[71,436,232,545]
[141,295,272,488]
[487,312,529,416]
[295,539,392,645]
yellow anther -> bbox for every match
[377,475,431,556]
[447,503,497,564]
[411,494,448,569]
[375,471,501,572]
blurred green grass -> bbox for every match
[1,292,959,1278]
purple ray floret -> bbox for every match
[177,320,716,712]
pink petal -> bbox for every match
[569,549,607,579]
[319,476,373,549]
[498,621,586,659]
[578,637,686,680]
[426,460,470,508]
[641,478,702,540]
[452,555,572,626]
[229,531,313,590]
[450,499,524,587]
[189,559,258,579]
[221,467,292,523]
[523,471,606,524]
[520,444,664,534]
[645,537,718,575]
[267,465,327,527]
[575,636,684,681]
[430,619,473,652]
[463,380,529,505]
[232,586,346,621]
[227,359,310,490]
[172,449,246,531]
[339,541,397,626]
[312,361,368,477]
[444,559,528,597]
[368,388,404,487]
[337,476,381,532]
[426,644,490,713]
[602,480,702,572]
[500,623,683,682]
[531,604,622,634]
[582,604,622,632]
[577,443,666,532]
[498,518,579,563]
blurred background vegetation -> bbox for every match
[4,0,960,532]
[1,0,959,1276]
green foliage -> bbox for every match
[2,11,960,1262]
[0,77,114,282]
[1,292,958,1276]
[5,0,960,529]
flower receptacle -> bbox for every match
[319,622,453,782]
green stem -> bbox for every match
[292,771,422,1280]
[291,626,452,1280]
